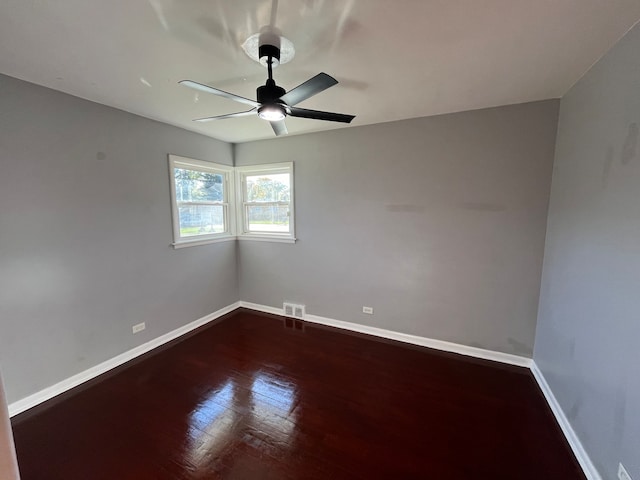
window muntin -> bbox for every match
[169,156,234,245]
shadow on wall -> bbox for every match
[0,371,20,479]
[602,122,638,188]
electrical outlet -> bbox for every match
[362,306,374,314]
[618,463,632,480]
[132,322,145,334]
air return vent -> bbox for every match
[283,302,305,319]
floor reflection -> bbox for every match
[186,369,298,474]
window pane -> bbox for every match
[174,168,224,202]
[246,204,289,233]
[178,205,224,236]
[245,173,290,202]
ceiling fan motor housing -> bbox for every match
[257,80,286,105]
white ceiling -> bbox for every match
[1,1,639,143]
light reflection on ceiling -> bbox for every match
[1,1,639,142]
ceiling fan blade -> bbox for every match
[279,73,338,106]
[270,120,288,136]
[194,109,256,122]
[289,107,355,123]
[179,80,259,108]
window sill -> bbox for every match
[172,236,236,249]
[237,235,297,244]
[172,234,297,248]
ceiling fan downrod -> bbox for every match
[256,44,286,118]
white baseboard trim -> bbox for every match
[240,301,599,479]
[239,301,532,368]
[7,300,595,480]
[530,362,601,480]
[8,302,241,417]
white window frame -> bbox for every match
[168,155,235,248]
[235,162,295,243]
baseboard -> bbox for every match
[8,301,241,417]
[531,362,602,480]
[7,300,595,480]
[239,301,532,368]
[240,301,599,479]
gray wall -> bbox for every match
[534,23,640,480]
[0,74,239,404]
[236,100,559,356]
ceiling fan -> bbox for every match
[179,42,355,136]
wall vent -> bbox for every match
[283,302,305,319]
[284,303,294,316]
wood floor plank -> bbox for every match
[11,309,585,479]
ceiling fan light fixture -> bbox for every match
[258,104,286,121]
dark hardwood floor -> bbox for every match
[11,309,584,479]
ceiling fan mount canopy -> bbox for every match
[258,42,281,67]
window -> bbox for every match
[169,155,234,247]
[168,157,294,247]
[236,162,295,243]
